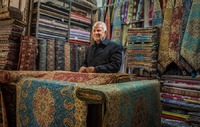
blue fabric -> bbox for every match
[17,79,77,127]
[111,0,122,46]
[180,0,200,71]
[77,80,161,127]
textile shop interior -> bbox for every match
[0,0,200,127]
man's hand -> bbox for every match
[86,67,96,73]
[79,66,86,73]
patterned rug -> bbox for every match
[77,80,161,127]
[0,70,130,85]
[0,70,131,126]
[16,78,87,127]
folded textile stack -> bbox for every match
[69,5,91,44]
[126,27,159,77]
[160,75,200,127]
[70,28,91,44]
[31,2,69,39]
[76,0,97,8]
[0,6,22,21]
[0,6,24,70]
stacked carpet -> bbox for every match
[31,2,69,39]
[126,27,159,77]
[0,6,24,70]
[161,75,200,126]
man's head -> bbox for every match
[92,21,107,44]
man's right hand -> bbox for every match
[79,67,87,73]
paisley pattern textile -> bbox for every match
[168,0,183,61]
[0,70,130,85]
[0,70,130,126]
[180,0,200,71]
[64,43,71,71]
[16,78,87,127]
[105,0,112,40]
[46,39,55,71]
[158,0,175,73]
[111,0,122,46]
[122,0,133,46]
[176,0,193,73]
[18,36,37,70]
[77,80,161,127]
[152,0,163,26]
[179,0,193,50]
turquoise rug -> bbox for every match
[77,80,161,127]
[16,78,87,127]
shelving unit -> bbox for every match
[27,0,94,71]
[31,0,69,40]
[67,0,93,71]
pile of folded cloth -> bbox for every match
[161,75,200,127]
[0,6,24,70]
[126,27,159,77]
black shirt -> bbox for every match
[83,38,122,73]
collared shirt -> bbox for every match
[83,38,122,73]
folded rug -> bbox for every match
[77,80,161,127]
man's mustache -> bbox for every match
[95,34,101,37]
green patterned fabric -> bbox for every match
[111,0,122,46]
[180,0,200,71]
[16,78,87,127]
[77,80,161,127]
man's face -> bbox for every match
[93,24,106,43]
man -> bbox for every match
[79,21,122,73]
